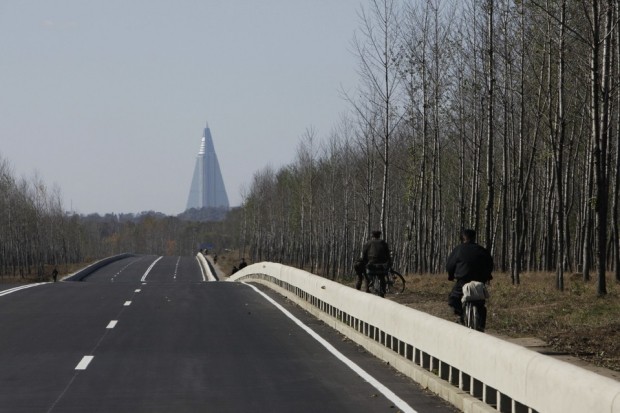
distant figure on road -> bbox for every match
[238,258,247,270]
[213,254,218,264]
[360,230,392,297]
[231,266,238,275]
[446,229,493,327]
[52,268,58,283]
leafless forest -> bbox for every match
[0,155,234,279]
[241,0,620,295]
[2,1,619,297]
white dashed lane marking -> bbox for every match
[106,320,118,329]
[75,356,94,370]
[110,259,139,282]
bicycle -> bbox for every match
[385,268,406,294]
[461,281,489,332]
[367,266,405,297]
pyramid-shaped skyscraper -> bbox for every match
[186,123,230,210]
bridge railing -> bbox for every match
[196,253,218,281]
[228,262,620,413]
[64,253,136,281]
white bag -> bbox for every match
[462,281,489,303]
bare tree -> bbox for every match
[350,0,403,237]
[484,0,496,251]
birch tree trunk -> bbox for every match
[614,0,620,283]
[484,0,495,251]
[594,0,614,295]
[553,0,567,291]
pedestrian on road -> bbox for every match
[52,268,58,282]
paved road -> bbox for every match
[0,256,456,413]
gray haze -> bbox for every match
[0,1,362,215]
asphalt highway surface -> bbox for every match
[0,255,457,413]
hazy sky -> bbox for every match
[0,1,363,215]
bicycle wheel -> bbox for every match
[388,271,406,294]
[372,275,383,297]
[464,302,475,329]
[464,302,483,331]
[471,305,480,330]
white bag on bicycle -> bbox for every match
[462,281,489,303]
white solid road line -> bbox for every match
[106,320,118,329]
[141,256,163,282]
[0,283,47,297]
[75,356,94,370]
[173,257,180,280]
[244,283,419,413]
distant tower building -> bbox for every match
[186,123,230,210]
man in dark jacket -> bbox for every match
[446,229,493,326]
[361,230,392,297]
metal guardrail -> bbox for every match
[228,262,620,413]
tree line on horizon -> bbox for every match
[237,0,620,295]
[0,155,238,279]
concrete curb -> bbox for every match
[63,253,136,281]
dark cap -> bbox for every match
[460,229,476,242]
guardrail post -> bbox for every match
[512,400,530,413]
[459,371,470,392]
[406,344,414,361]
[421,352,431,370]
[448,366,459,386]
[483,385,497,407]
[471,378,483,399]
[439,361,450,380]
[498,392,511,413]
[429,356,437,374]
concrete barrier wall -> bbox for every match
[64,253,136,281]
[229,262,620,413]
[196,253,218,281]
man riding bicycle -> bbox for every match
[446,229,493,330]
[361,230,392,297]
